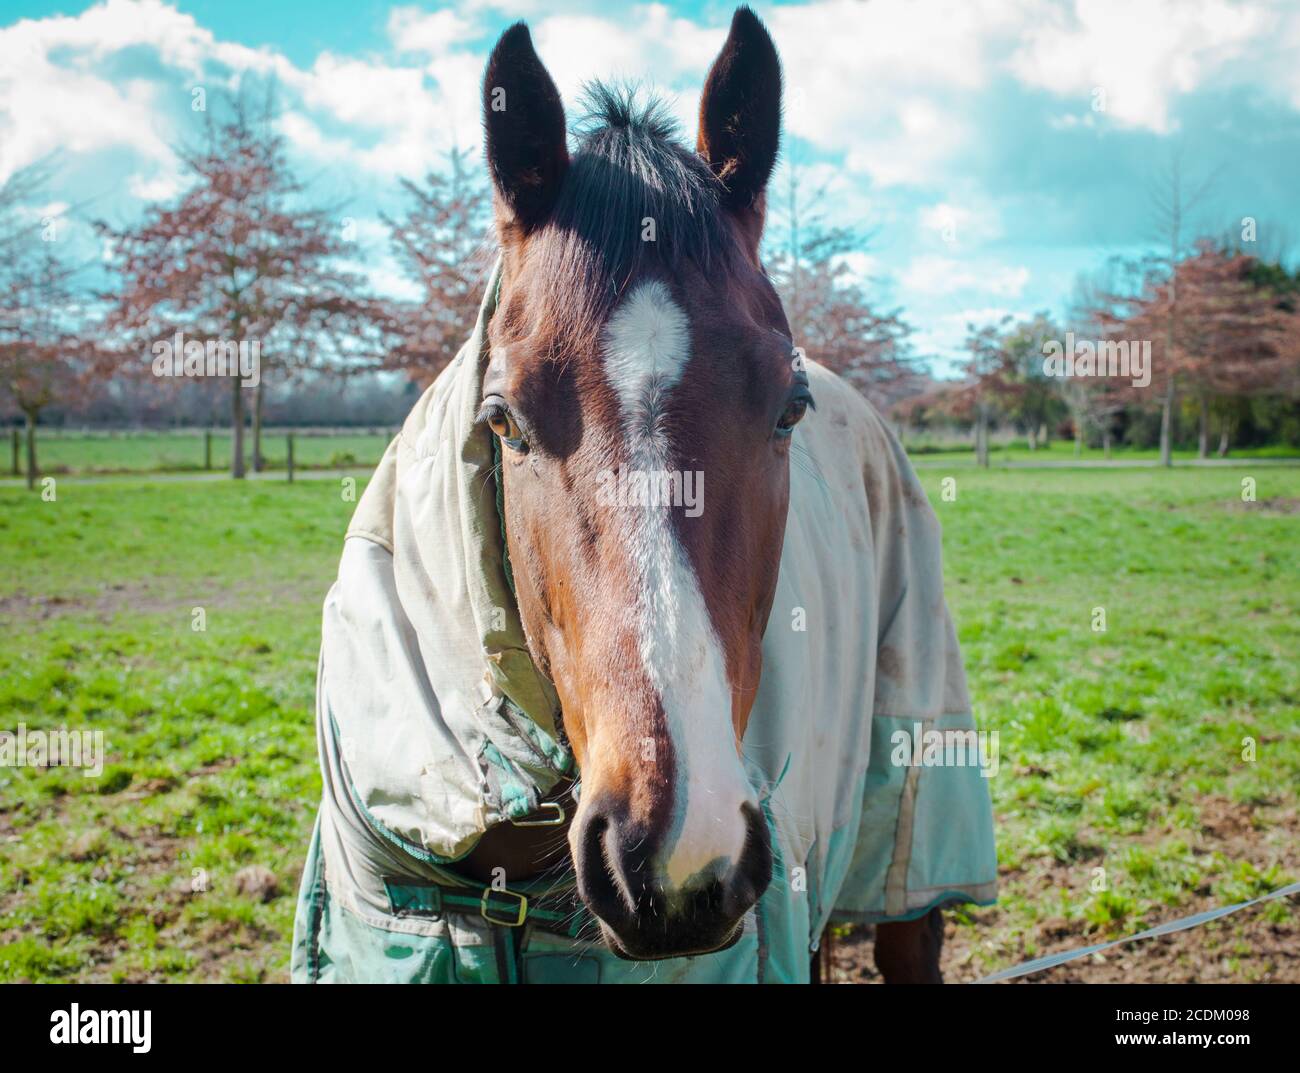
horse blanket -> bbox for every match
[291,262,997,984]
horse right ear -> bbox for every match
[482,23,568,233]
[697,7,782,214]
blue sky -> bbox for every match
[2,0,1298,374]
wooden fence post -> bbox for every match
[286,433,294,483]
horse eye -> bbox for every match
[479,401,528,450]
[776,398,809,437]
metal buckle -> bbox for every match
[510,801,565,827]
[481,887,528,927]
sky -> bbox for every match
[1,0,1298,375]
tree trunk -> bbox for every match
[975,406,989,468]
[1027,425,1037,451]
[1159,381,1174,467]
[251,380,265,473]
[1217,424,1230,458]
[24,409,37,491]
[1102,427,1112,459]
[1197,396,1209,459]
[231,378,246,479]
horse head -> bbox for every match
[479,6,808,960]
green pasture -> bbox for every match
[7,430,392,476]
[903,436,1300,465]
[0,464,1296,981]
[8,427,1299,478]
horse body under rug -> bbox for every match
[291,265,997,984]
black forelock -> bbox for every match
[525,82,741,351]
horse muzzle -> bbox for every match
[571,797,773,961]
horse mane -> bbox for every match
[526,82,741,355]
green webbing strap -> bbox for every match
[383,877,591,940]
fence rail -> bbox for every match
[5,426,398,479]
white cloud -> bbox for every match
[529,4,719,130]
[902,255,1030,299]
[0,3,176,181]
[1007,0,1268,132]
[0,0,494,185]
[388,6,477,56]
[772,0,1300,183]
[837,250,881,281]
[127,171,183,201]
[3,0,1297,354]
[0,0,296,183]
[918,200,1004,247]
[771,0,1033,187]
[910,306,1030,371]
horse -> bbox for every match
[292,6,996,985]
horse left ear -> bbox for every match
[482,22,568,233]
[697,6,782,216]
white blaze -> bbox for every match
[601,280,755,891]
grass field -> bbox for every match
[0,464,1297,982]
[10,430,392,476]
[9,427,1299,478]
[905,437,1300,465]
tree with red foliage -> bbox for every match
[1124,243,1299,457]
[97,92,395,477]
[1175,244,1298,456]
[890,317,1021,466]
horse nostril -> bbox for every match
[572,804,652,929]
[573,810,621,924]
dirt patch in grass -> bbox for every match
[0,574,326,623]
[1221,496,1300,514]
[829,797,1300,984]
[828,909,1298,984]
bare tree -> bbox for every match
[999,314,1063,450]
[959,317,1017,467]
[0,164,96,489]
[1146,148,1219,466]
[381,147,493,385]
[764,154,920,407]
[1064,260,1150,457]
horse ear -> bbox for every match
[696,6,782,213]
[482,23,568,232]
